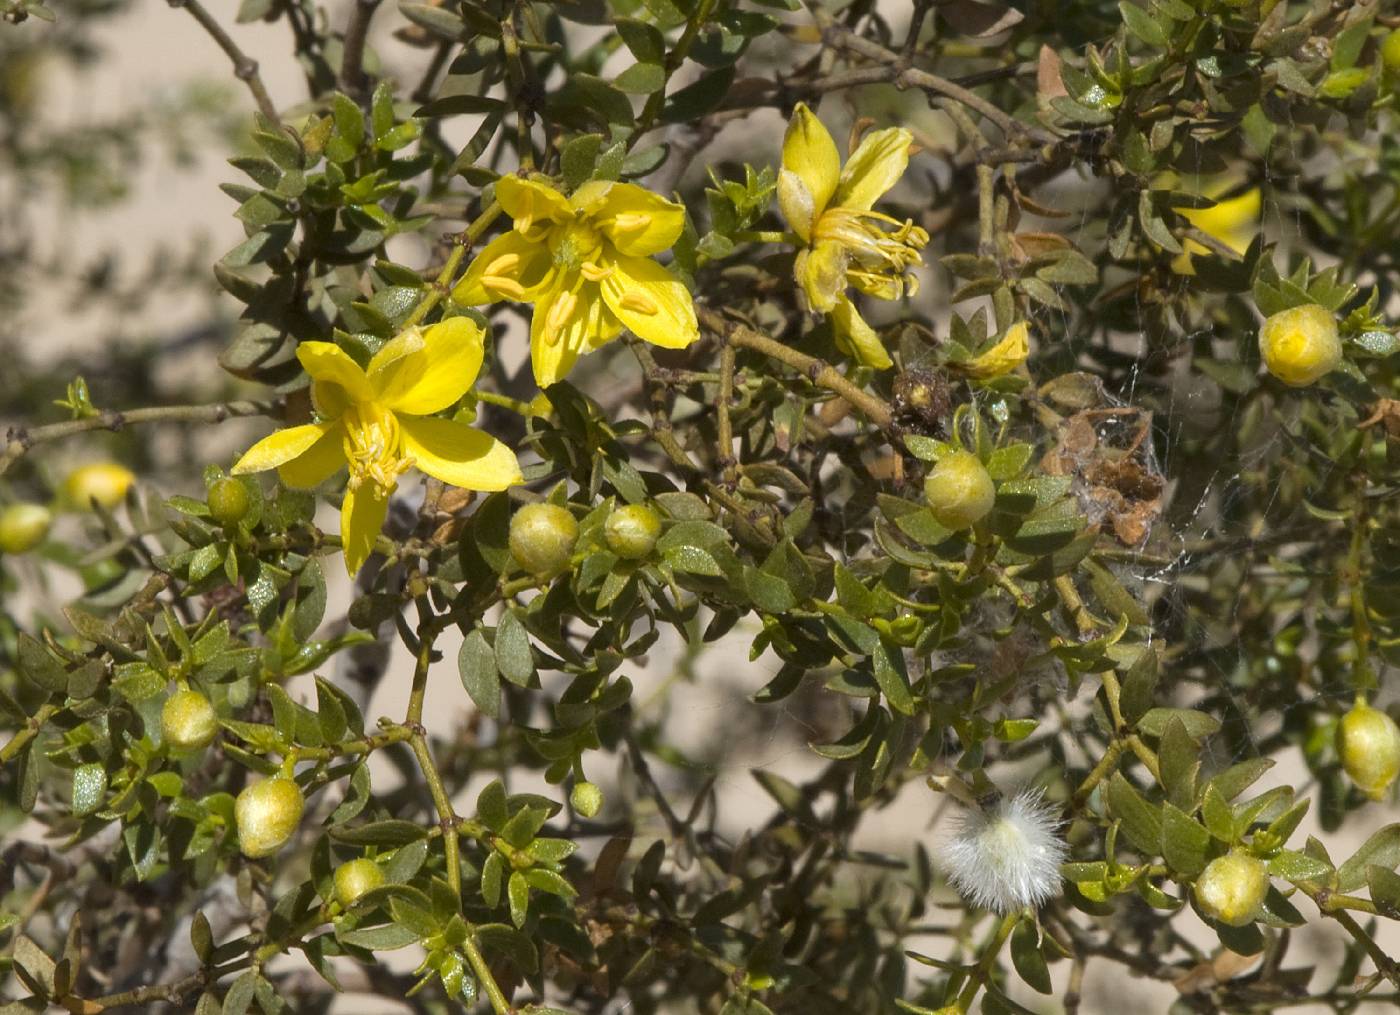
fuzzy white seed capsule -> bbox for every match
[940,789,1067,914]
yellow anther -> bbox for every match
[543,291,579,345]
[610,212,652,234]
[580,261,613,282]
[619,290,659,315]
[483,275,527,299]
[485,252,521,276]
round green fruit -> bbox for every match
[207,478,251,526]
[923,451,996,531]
[509,503,579,578]
[571,780,604,818]
[0,503,52,554]
[334,858,386,906]
[235,777,305,859]
[1338,702,1400,801]
[1195,851,1268,927]
[604,504,662,560]
[161,689,218,753]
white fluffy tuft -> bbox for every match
[940,788,1067,914]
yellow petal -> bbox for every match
[599,255,698,350]
[451,230,556,306]
[233,422,339,476]
[340,483,389,576]
[400,416,522,490]
[1179,188,1260,255]
[834,127,912,212]
[796,241,847,314]
[529,281,620,387]
[371,318,485,415]
[958,321,1030,380]
[277,420,347,488]
[777,168,817,242]
[572,181,686,258]
[496,175,573,227]
[782,103,840,229]
[297,343,373,402]
[831,296,892,369]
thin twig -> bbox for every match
[1,400,274,477]
[340,0,383,99]
[698,308,894,430]
[166,0,280,122]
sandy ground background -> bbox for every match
[6,0,1400,1011]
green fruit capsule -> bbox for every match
[571,780,603,818]
[207,477,251,526]
[509,503,579,578]
[334,858,386,906]
[1338,702,1400,801]
[235,777,305,859]
[604,504,662,560]
[0,503,52,554]
[1194,851,1268,927]
[161,689,218,753]
[923,451,995,531]
[1258,304,1341,387]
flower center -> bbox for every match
[342,403,414,495]
[553,222,603,273]
[813,207,928,300]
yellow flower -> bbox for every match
[232,318,522,574]
[777,102,928,370]
[1171,181,1260,275]
[452,176,698,387]
[954,321,1030,380]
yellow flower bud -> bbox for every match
[0,503,52,554]
[604,504,661,560]
[509,503,578,578]
[207,477,251,526]
[923,451,995,531]
[64,462,135,510]
[1337,702,1400,801]
[1195,851,1268,927]
[571,780,603,818]
[235,777,305,858]
[333,858,385,906]
[1258,304,1341,387]
[161,689,218,753]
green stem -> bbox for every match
[634,0,718,138]
[953,912,1018,1011]
[401,201,504,330]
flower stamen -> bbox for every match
[618,291,659,315]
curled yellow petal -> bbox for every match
[277,420,347,488]
[831,296,891,370]
[781,103,840,238]
[296,343,373,402]
[956,322,1030,380]
[834,127,913,213]
[495,175,573,230]
[796,240,848,314]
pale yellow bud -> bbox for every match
[1195,851,1268,927]
[923,452,995,531]
[1338,702,1400,801]
[1258,304,1341,387]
